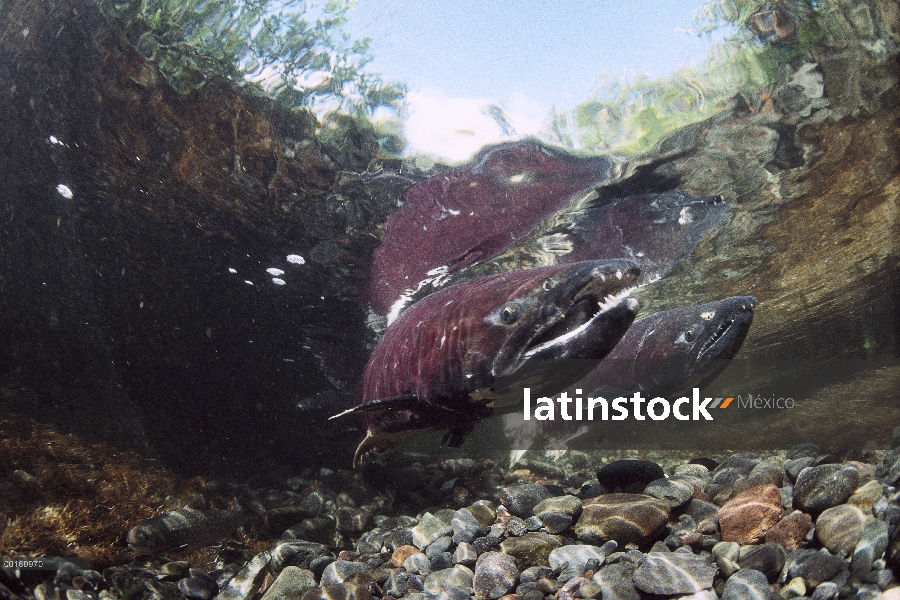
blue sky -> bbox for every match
[344,1,716,161]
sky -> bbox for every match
[343,0,716,161]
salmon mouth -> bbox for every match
[696,297,756,361]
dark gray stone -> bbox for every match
[720,569,778,600]
[473,552,518,599]
[596,460,664,493]
[498,484,554,517]
[738,543,786,582]
[793,464,860,513]
[631,552,716,595]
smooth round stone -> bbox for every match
[300,584,372,600]
[425,536,453,558]
[533,496,582,534]
[319,561,372,586]
[712,541,741,579]
[737,543,786,582]
[718,484,783,544]
[596,459,664,493]
[548,545,611,572]
[815,504,866,554]
[424,565,474,596]
[403,553,432,576]
[781,576,806,598]
[632,552,717,595]
[643,478,694,509]
[784,457,816,482]
[412,513,448,549]
[283,518,337,546]
[178,578,219,600]
[746,460,785,489]
[575,493,669,546]
[259,567,316,600]
[784,549,846,587]
[498,484,554,517]
[499,532,561,570]
[720,569,775,600]
[810,582,839,600]
[850,517,889,578]
[591,563,640,600]
[793,464,860,513]
[673,463,710,485]
[473,552,519,599]
[685,499,720,524]
[847,480,883,512]
[765,511,812,551]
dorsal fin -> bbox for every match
[328,393,421,420]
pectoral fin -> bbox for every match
[328,393,421,420]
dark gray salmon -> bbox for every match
[560,191,731,285]
[333,259,641,466]
[571,295,756,397]
[126,507,243,554]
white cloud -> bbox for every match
[402,89,551,163]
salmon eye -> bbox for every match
[684,328,695,342]
[500,303,521,325]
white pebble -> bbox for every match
[266,268,285,276]
[286,254,305,265]
[56,184,73,199]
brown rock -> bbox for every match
[391,545,420,568]
[574,493,670,546]
[765,511,812,551]
[718,484,783,544]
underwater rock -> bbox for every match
[575,494,669,546]
[498,533,561,570]
[737,543,787,582]
[631,551,716,595]
[259,567,317,600]
[642,478,695,510]
[498,485,556,519]
[719,569,776,600]
[793,464,860,514]
[718,484,783,544]
[815,504,867,554]
[531,496,582,534]
[596,460,665,493]
[367,141,613,317]
[472,552,519,599]
[765,511,813,551]
[547,544,612,573]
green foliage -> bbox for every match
[95,0,406,116]
[548,0,843,155]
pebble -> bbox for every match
[300,584,372,600]
[391,545,420,568]
[784,457,816,482]
[793,464,860,513]
[411,513,447,549]
[591,563,640,600]
[259,566,317,600]
[718,484,783,544]
[548,544,613,572]
[499,532,561,569]
[719,568,776,600]
[631,551,716,595]
[403,553,432,576]
[320,561,372,586]
[574,493,669,545]
[531,496,582,534]
[784,548,847,587]
[452,542,478,566]
[737,542,786,582]
[815,504,866,554]
[764,510,812,551]
[423,565,474,597]
[473,552,519,599]
[642,477,694,509]
[781,576,806,598]
[178,576,218,600]
[497,484,554,517]
[216,551,271,600]
[809,582,839,600]
[596,459,664,493]
[847,479,883,512]
[712,541,741,578]
[850,517,889,578]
